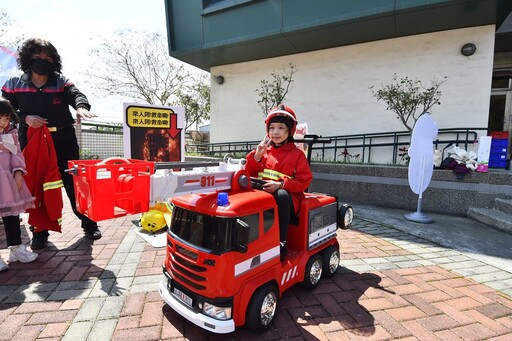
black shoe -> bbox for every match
[31,230,49,249]
[84,227,102,240]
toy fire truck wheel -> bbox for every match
[303,254,323,290]
[338,204,354,229]
[246,284,278,332]
[322,246,340,278]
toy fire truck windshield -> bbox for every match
[170,207,236,254]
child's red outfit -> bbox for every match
[245,142,313,214]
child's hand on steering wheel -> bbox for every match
[262,180,282,193]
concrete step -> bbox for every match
[467,207,512,234]
[495,198,512,215]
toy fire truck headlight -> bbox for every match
[202,302,232,320]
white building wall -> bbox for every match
[210,25,495,146]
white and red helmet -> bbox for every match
[265,104,298,136]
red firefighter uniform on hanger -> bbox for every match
[23,125,63,232]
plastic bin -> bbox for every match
[491,146,508,154]
[490,131,509,139]
[491,139,509,148]
[489,135,509,170]
[489,160,507,168]
[67,158,155,221]
[490,153,507,162]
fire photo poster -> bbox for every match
[123,103,185,162]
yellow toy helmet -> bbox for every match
[140,210,167,233]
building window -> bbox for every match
[492,77,511,90]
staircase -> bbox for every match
[468,198,512,234]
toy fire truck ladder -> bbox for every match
[149,158,245,205]
[65,157,246,222]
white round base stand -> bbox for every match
[404,211,433,224]
[405,196,433,224]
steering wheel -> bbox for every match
[250,177,267,190]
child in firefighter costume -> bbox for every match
[245,104,313,258]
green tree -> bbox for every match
[86,29,197,106]
[370,74,447,131]
[175,73,210,131]
[255,63,297,117]
[0,11,25,48]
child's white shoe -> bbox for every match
[0,257,8,271]
[7,244,38,263]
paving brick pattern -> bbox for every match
[0,198,511,340]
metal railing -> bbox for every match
[75,121,124,159]
[73,122,488,165]
[186,128,487,165]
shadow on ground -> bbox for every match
[160,266,395,340]
[0,227,121,310]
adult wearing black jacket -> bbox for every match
[2,38,102,249]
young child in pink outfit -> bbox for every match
[0,97,38,271]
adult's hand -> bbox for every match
[25,115,48,128]
[76,107,97,121]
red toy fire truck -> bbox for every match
[68,151,353,334]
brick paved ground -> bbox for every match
[0,196,511,340]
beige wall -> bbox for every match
[210,25,495,146]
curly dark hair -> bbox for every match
[0,96,18,125]
[17,38,62,74]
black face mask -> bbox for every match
[30,58,54,76]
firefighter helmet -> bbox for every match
[140,210,167,233]
[265,104,298,136]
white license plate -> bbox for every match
[173,287,193,307]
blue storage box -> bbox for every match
[490,153,507,161]
[491,139,509,148]
[489,160,507,168]
[491,146,508,154]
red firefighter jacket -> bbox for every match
[23,126,63,232]
[246,142,313,214]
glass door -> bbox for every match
[489,73,512,163]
